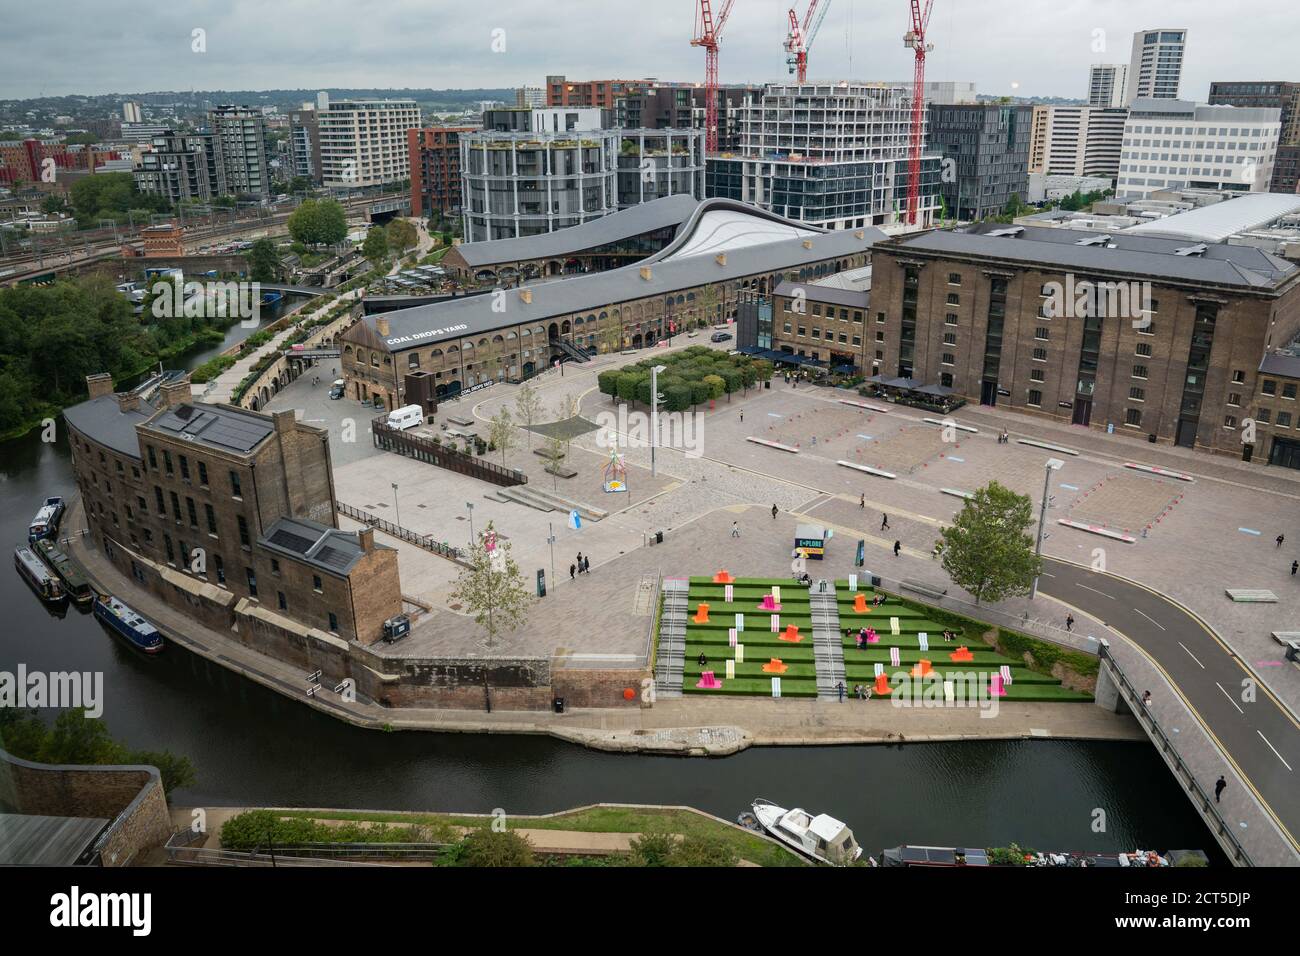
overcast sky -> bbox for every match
[2,0,1295,101]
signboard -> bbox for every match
[1058,401,1074,409]
[794,523,826,560]
[997,387,1011,397]
[537,569,546,597]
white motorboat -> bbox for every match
[751,798,863,865]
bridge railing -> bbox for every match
[336,501,465,564]
[1098,641,1254,867]
[373,418,528,489]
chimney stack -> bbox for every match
[159,374,192,409]
[117,392,141,413]
[357,527,375,553]
[86,372,114,400]
[376,317,390,336]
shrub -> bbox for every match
[629,829,677,866]
[456,827,535,867]
[668,834,738,867]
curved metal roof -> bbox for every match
[1125,193,1300,243]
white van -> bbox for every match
[387,405,425,431]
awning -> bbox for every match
[833,363,857,374]
[913,383,956,397]
[883,376,919,389]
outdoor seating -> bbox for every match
[693,602,710,624]
[949,646,974,662]
[696,671,723,690]
[713,570,735,583]
[762,658,788,674]
[779,624,803,643]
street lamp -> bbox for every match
[650,364,667,478]
[466,501,475,546]
[391,482,400,528]
[547,522,557,589]
[1030,458,1065,599]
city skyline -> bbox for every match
[1,0,1296,101]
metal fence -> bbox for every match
[373,418,528,488]
[336,501,465,563]
[862,571,1101,656]
[1098,641,1254,866]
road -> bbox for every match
[1039,558,1299,855]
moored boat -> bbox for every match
[92,594,164,653]
[881,844,1192,867]
[751,798,863,865]
[28,496,65,542]
[15,545,66,604]
[35,538,94,607]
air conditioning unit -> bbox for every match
[382,614,411,642]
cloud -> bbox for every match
[1,0,1292,101]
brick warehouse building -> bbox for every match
[341,198,880,410]
[867,223,1300,461]
[63,373,403,645]
[408,126,477,220]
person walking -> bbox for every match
[739,409,744,423]
[1141,690,1152,707]
[1215,775,1227,803]
[569,563,576,581]
[893,540,901,557]
[582,555,591,574]
[576,552,584,574]
[881,513,890,531]
[1292,560,1298,576]
[1065,614,1075,632]
[731,521,740,538]
[771,503,779,520]
[836,681,845,703]
[1277,533,1286,548]
[859,493,865,509]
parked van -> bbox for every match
[387,405,425,431]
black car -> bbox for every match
[710,331,733,343]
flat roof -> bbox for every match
[143,403,275,454]
[772,277,868,309]
[1125,193,1300,243]
[891,223,1298,291]
[0,813,108,866]
[450,194,700,267]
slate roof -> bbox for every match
[142,403,275,454]
[61,395,156,459]
[259,515,388,577]
[772,278,870,309]
[1259,352,1300,379]
[890,223,1298,291]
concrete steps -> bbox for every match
[809,582,847,701]
[654,579,690,698]
[497,484,608,522]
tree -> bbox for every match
[488,407,516,465]
[287,198,347,247]
[456,827,535,867]
[697,284,720,327]
[668,834,739,867]
[386,218,418,253]
[41,194,68,215]
[245,238,282,283]
[629,828,677,866]
[514,381,542,448]
[543,431,567,490]
[702,373,726,402]
[361,226,389,266]
[939,480,1041,604]
[449,519,531,648]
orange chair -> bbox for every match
[761,658,788,674]
[693,602,710,624]
[874,672,892,696]
[712,570,735,584]
[853,593,870,614]
[910,659,933,677]
[949,646,974,663]
[779,624,803,643]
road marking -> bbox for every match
[1076,583,1114,600]
[1134,608,1166,631]
[1258,732,1293,772]
[1216,682,1244,714]
[946,456,965,462]
[1041,572,1056,578]
[1060,483,1080,491]
[1238,527,1261,536]
[1178,642,1205,669]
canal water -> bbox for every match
[0,329,1225,861]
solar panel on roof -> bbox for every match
[269,529,315,553]
[315,545,354,571]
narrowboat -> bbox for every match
[28,496,65,542]
[92,594,164,653]
[15,545,65,604]
[34,538,94,607]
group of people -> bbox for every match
[568,552,591,580]
[996,429,1010,444]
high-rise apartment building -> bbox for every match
[316,93,421,189]
[134,131,220,202]
[516,87,546,109]
[546,75,649,110]
[927,103,1033,220]
[1117,99,1281,198]
[409,126,477,220]
[1208,81,1300,193]
[1029,105,1128,181]
[1126,29,1187,104]
[1088,64,1128,108]
[707,83,943,230]
[615,83,759,154]
[288,107,322,185]
[208,105,271,198]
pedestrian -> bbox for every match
[582,555,590,574]
[739,409,744,423]
[881,513,890,531]
[860,493,865,509]
[731,521,740,538]
[1215,775,1227,803]
[1141,690,1152,707]
[1277,533,1286,548]
[771,503,779,520]
[1065,614,1075,632]
[698,652,707,667]
[576,552,584,574]
[1292,560,1298,576]
[569,563,576,581]
[836,681,845,703]
[893,540,901,557]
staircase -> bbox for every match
[555,339,592,364]
[654,578,690,698]
[496,484,608,522]
[809,580,846,701]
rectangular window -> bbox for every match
[876,312,886,324]
[246,567,258,598]
[1132,365,1148,379]
[1278,412,1293,428]
[313,574,323,592]
[947,273,962,286]
[179,455,190,481]
[1284,384,1297,400]
[154,486,166,515]
[238,515,250,547]
[163,450,173,475]
[1125,408,1142,427]
[941,353,955,365]
[186,497,198,528]
[277,591,287,611]
[1032,348,1047,361]
[1135,343,1152,357]
[147,446,157,470]
[1035,327,1049,340]
[328,612,339,633]
[944,313,958,325]
[1232,370,1245,384]
[1224,415,1237,428]
[214,554,225,585]
[230,471,242,497]
[170,492,181,522]
[164,535,175,564]
[1262,380,1277,395]
[1227,392,1241,407]
[875,331,885,342]
[205,504,217,535]
[1027,390,1042,407]
[1030,370,1045,382]
[198,461,209,486]
[1257,408,1271,424]
[943,332,957,345]
[946,293,959,305]
[1130,387,1145,401]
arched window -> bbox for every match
[506,331,517,340]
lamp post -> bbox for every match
[1030,458,1066,600]
[391,482,401,529]
[547,522,557,589]
[650,364,667,478]
[466,501,475,546]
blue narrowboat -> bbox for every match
[92,594,164,653]
[28,496,65,542]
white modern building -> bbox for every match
[1029,105,1128,180]
[121,101,143,124]
[707,82,943,231]
[1116,99,1281,199]
[880,81,978,106]
[317,93,422,189]
[1088,64,1128,108]
[1126,28,1187,105]
[515,87,547,109]
[1026,172,1114,204]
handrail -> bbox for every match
[336,501,465,564]
[372,417,528,488]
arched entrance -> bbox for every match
[548,323,559,343]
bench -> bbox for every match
[545,464,579,479]
[445,415,474,427]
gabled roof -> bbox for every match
[1259,352,1300,379]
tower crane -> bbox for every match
[903,0,935,225]
[784,1,832,84]
[691,0,738,153]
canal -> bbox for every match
[0,341,1224,860]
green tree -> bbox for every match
[449,519,531,648]
[488,407,516,466]
[668,834,739,867]
[456,827,535,867]
[514,381,542,449]
[597,369,622,400]
[697,284,720,326]
[386,218,418,253]
[245,238,282,283]
[361,226,389,266]
[939,480,1041,604]
[543,431,567,490]
[616,371,642,405]
[702,373,726,401]
[42,194,68,215]
[287,198,346,247]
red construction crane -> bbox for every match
[904,0,935,225]
[784,1,832,84]
[691,0,738,153]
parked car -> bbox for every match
[329,384,345,400]
[711,331,733,343]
